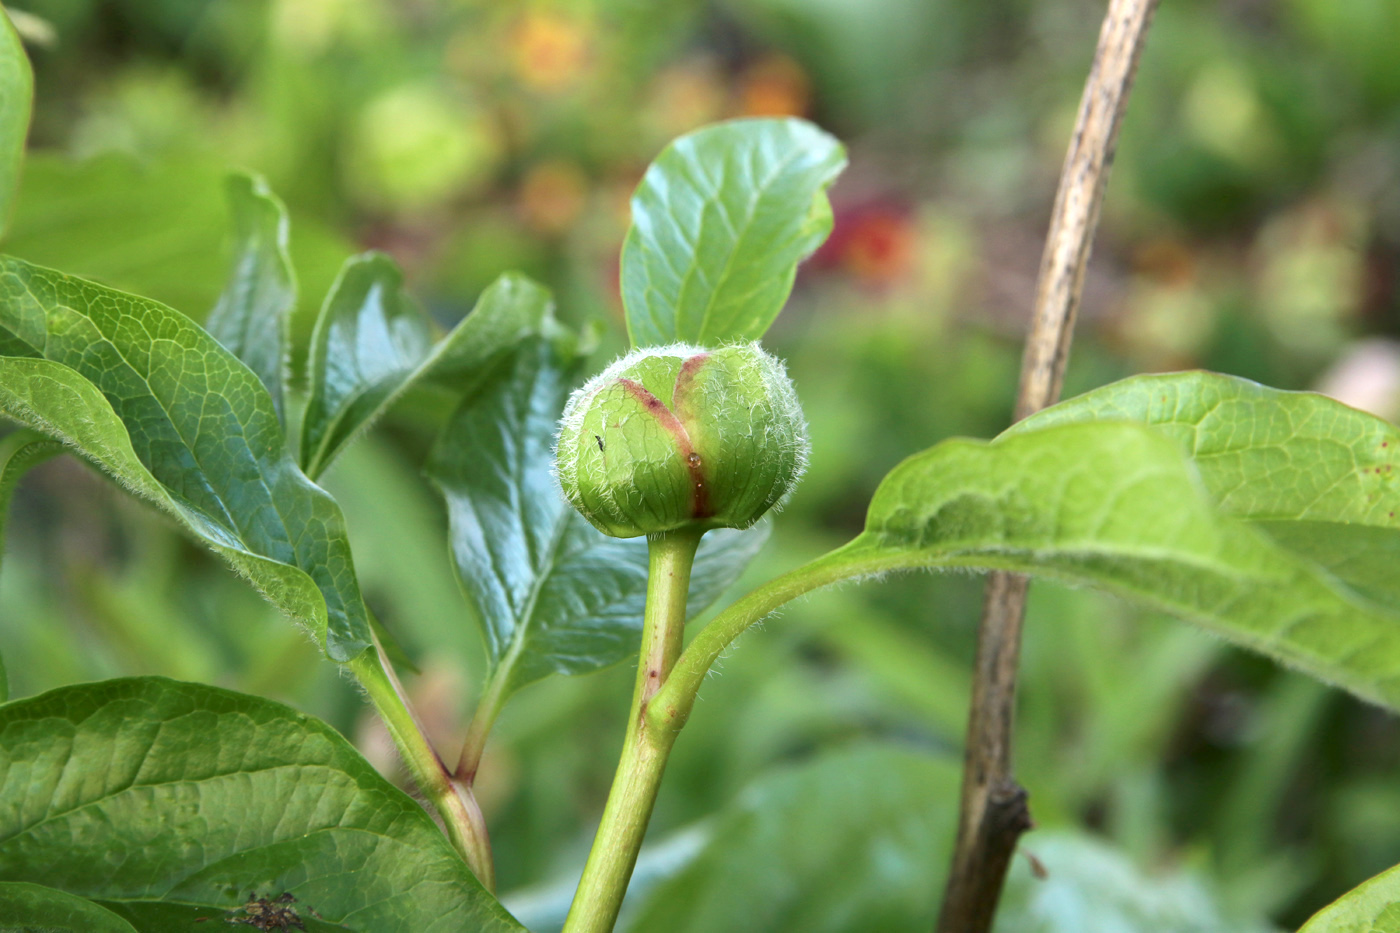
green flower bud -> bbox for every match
[556,343,808,538]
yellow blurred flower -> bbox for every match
[509,10,593,92]
[646,57,727,140]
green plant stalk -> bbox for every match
[563,528,703,933]
[456,664,508,785]
[350,636,497,892]
[650,528,1186,738]
[649,543,887,734]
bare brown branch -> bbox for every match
[935,1,1160,930]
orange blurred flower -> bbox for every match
[518,159,589,235]
[738,54,811,118]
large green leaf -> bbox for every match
[0,428,59,578]
[663,418,1400,720]
[301,263,551,480]
[0,677,525,932]
[1298,862,1400,932]
[839,420,1400,706]
[205,172,297,419]
[621,118,846,347]
[0,257,370,660]
[625,744,961,932]
[428,338,769,701]
[995,832,1272,933]
[0,883,138,933]
[1013,372,1400,610]
[0,6,31,240]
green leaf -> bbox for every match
[0,428,60,578]
[205,172,297,419]
[669,417,1400,720]
[1013,372,1400,610]
[995,831,1272,933]
[1298,861,1400,932]
[625,744,961,932]
[0,7,32,240]
[301,264,551,480]
[621,118,846,347]
[0,257,370,660]
[0,677,525,932]
[835,420,1400,707]
[0,882,138,933]
[428,338,769,701]
[300,252,426,476]
[410,272,558,391]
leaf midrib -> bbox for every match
[490,508,578,690]
[673,144,803,343]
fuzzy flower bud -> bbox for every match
[556,343,808,538]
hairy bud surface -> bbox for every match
[556,343,808,538]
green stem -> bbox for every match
[647,543,887,735]
[562,528,703,933]
[350,637,498,892]
[456,666,508,785]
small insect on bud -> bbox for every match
[556,343,809,538]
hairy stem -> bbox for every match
[936,1,1160,930]
[563,528,703,933]
[350,635,497,892]
[649,544,884,735]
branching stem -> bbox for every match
[649,545,882,734]
[351,635,497,892]
[562,528,703,933]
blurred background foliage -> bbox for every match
[1,0,1399,928]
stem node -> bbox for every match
[351,636,498,892]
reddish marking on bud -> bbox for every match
[617,377,712,518]
[671,352,711,419]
